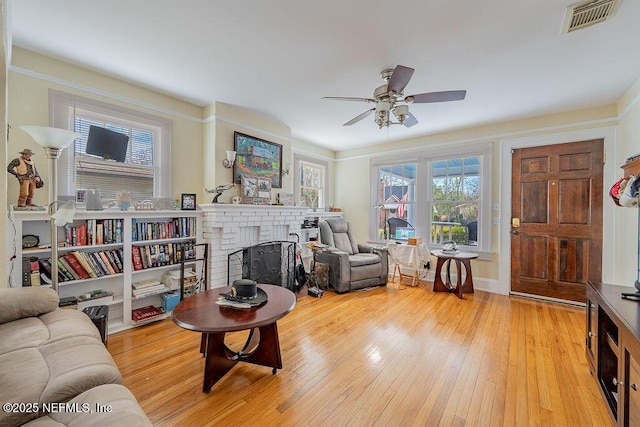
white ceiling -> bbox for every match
[9,0,640,152]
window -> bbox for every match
[294,155,326,209]
[431,156,480,246]
[370,143,492,253]
[49,90,172,201]
[374,163,416,239]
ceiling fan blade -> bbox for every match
[388,65,415,95]
[344,108,375,126]
[323,96,375,103]
[407,90,467,103]
[403,112,418,128]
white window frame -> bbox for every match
[294,154,327,209]
[370,142,493,254]
[49,89,172,199]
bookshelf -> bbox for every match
[10,209,202,334]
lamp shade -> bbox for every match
[51,200,76,227]
[226,150,237,162]
[20,126,80,149]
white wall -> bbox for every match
[615,77,640,286]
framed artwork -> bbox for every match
[278,193,294,206]
[181,193,196,210]
[233,131,282,188]
[241,175,272,205]
[75,189,87,204]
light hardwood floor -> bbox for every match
[108,281,613,426]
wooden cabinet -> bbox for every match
[587,281,640,426]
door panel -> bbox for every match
[511,139,603,303]
[558,179,590,224]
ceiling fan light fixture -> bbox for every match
[394,105,409,123]
[323,64,467,129]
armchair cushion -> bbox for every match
[319,218,359,254]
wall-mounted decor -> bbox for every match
[234,131,282,189]
[241,175,272,205]
[181,193,197,210]
[278,193,294,206]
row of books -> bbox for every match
[63,219,124,246]
[38,249,124,282]
[131,242,196,270]
[131,217,196,242]
[131,279,170,299]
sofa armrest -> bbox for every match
[314,249,350,293]
[0,287,60,324]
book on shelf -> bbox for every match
[132,285,170,299]
[64,253,90,279]
[132,278,161,289]
[102,250,120,273]
[95,251,115,275]
[82,252,104,277]
[131,305,164,323]
[58,257,79,281]
[38,258,53,276]
[132,246,144,270]
[109,249,124,272]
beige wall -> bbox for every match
[616,77,640,286]
[200,101,335,205]
[7,48,204,207]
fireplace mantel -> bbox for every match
[199,204,309,288]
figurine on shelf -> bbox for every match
[7,148,44,209]
[205,183,234,203]
[116,189,132,211]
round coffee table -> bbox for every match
[430,249,479,299]
[172,284,296,392]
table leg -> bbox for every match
[202,332,238,393]
[201,323,283,393]
[433,256,454,292]
[455,258,475,299]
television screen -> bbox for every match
[395,227,416,240]
[86,125,129,163]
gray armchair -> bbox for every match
[315,218,388,293]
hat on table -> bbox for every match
[220,279,268,306]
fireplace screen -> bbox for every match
[227,241,297,291]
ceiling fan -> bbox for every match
[323,65,466,129]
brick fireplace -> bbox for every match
[199,204,309,288]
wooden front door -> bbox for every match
[511,139,603,303]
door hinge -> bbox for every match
[603,153,606,164]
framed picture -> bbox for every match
[75,189,87,204]
[181,193,196,210]
[279,193,294,206]
[233,131,283,188]
[241,175,272,205]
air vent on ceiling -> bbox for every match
[562,0,621,33]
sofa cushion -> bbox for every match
[0,287,59,324]
[0,317,50,356]
[40,308,102,344]
[0,348,50,426]
[22,384,152,427]
[39,335,123,404]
